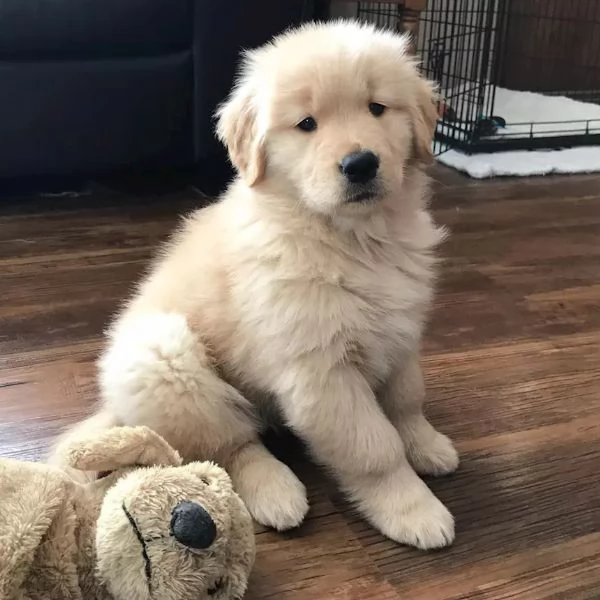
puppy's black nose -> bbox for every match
[171,501,217,549]
[339,150,379,184]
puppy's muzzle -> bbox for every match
[339,150,380,184]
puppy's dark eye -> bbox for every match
[296,116,317,132]
[369,103,386,117]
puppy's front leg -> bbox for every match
[381,352,459,477]
[276,363,454,549]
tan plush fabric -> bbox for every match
[0,426,255,600]
[0,460,81,600]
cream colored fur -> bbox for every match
[51,20,459,550]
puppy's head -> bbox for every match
[216,20,437,216]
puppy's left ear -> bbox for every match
[410,76,438,165]
[216,82,266,187]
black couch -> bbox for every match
[0,0,309,183]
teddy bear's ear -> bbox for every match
[61,426,182,472]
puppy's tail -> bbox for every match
[47,409,121,483]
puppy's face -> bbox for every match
[217,21,437,216]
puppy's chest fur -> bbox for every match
[234,223,436,387]
[335,251,431,382]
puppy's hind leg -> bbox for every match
[219,439,309,531]
[99,311,308,530]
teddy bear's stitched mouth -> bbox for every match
[122,503,228,598]
[208,578,224,595]
[122,502,153,592]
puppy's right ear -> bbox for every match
[216,83,266,187]
[410,76,439,165]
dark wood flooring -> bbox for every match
[1,166,600,599]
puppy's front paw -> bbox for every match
[407,430,459,477]
[355,468,455,550]
[387,488,455,550]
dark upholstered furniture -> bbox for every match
[0,0,308,180]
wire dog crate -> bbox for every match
[357,0,600,155]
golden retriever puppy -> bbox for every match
[52,20,458,550]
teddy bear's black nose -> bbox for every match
[170,501,217,549]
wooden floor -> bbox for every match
[1,166,599,599]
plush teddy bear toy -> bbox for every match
[0,426,255,600]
